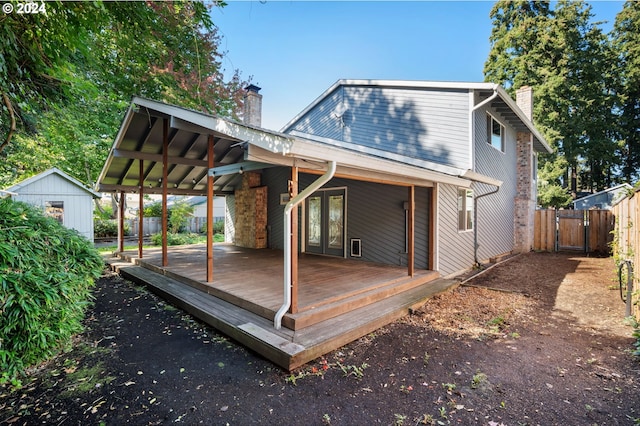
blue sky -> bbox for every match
[211,1,625,131]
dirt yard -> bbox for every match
[1,252,639,425]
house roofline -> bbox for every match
[493,86,553,154]
[280,79,498,133]
[280,79,552,154]
[572,183,633,204]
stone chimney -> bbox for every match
[243,84,262,127]
[513,85,536,253]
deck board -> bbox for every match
[106,244,458,370]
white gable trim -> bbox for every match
[6,167,100,198]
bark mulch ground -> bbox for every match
[1,252,639,425]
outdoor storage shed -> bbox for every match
[4,168,100,241]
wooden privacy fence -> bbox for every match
[611,190,640,320]
[534,209,614,253]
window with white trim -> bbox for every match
[487,113,505,152]
[457,188,474,231]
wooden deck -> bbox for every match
[106,244,458,370]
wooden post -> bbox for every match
[408,185,415,277]
[117,191,125,253]
[162,118,168,267]
[290,166,299,314]
[138,159,144,259]
[206,135,214,282]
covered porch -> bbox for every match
[96,96,466,368]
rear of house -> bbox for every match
[96,81,551,368]
[277,80,550,277]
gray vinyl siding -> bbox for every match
[263,168,431,269]
[288,85,470,170]
[437,183,474,276]
[473,106,518,262]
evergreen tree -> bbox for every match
[612,1,640,183]
[484,0,619,205]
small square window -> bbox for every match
[487,114,505,152]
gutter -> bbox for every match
[275,160,337,330]
[471,85,499,112]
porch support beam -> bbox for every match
[408,185,415,277]
[117,191,125,253]
[290,166,299,314]
[138,160,144,259]
[162,118,169,267]
[206,135,215,282]
[112,148,209,168]
[207,161,274,177]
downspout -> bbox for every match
[275,160,337,329]
[474,185,500,267]
[470,85,500,267]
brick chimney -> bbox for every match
[243,84,262,127]
[516,86,533,121]
[513,85,536,253]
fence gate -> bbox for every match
[557,210,586,251]
[534,209,613,253]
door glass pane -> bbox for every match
[328,195,343,249]
[308,196,321,247]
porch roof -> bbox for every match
[96,97,490,195]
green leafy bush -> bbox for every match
[94,218,130,237]
[0,199,104,381]
[169,200,194,234]
[150,232,202,246]
[200,219,225,235]
[143,201,163,217]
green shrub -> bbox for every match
[169,200,194,234]
[94,218,130,237]
[143,201,163,217]
[200,219,225,235]
[150,232,202,246]
[93,204,114,220]
[0,199,104,382]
